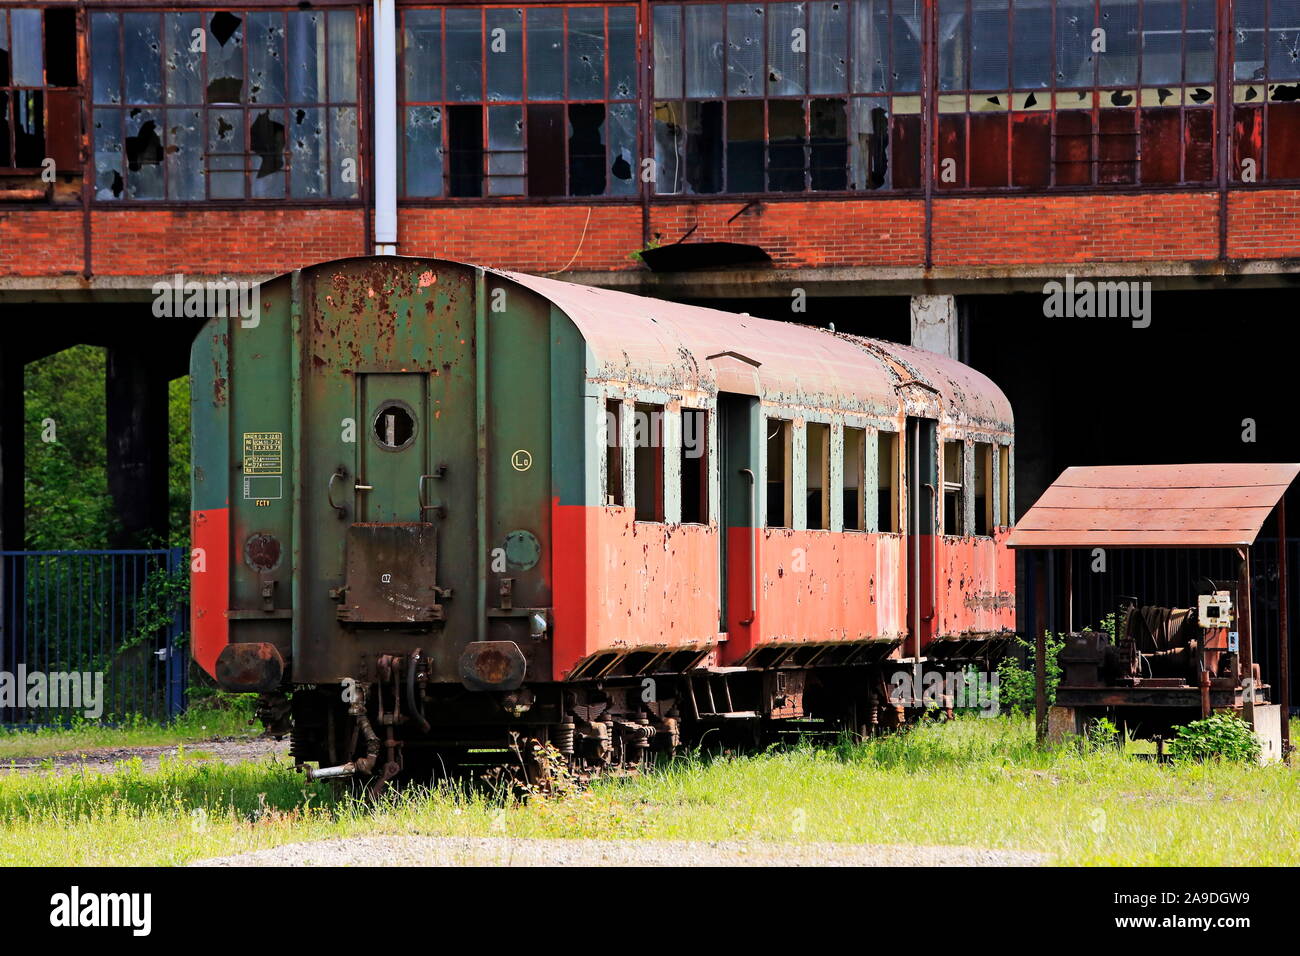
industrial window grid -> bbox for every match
[398,4,640,199]
[651,0,927,195]
[88,7,362,202]
[0,7,80,173]
[934,0,1220,189]
[1232,0,1300,183]
[10,0,1300,203]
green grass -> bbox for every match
[0,696,258,761]
[0,714,1296,866]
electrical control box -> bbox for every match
[1198,591,1233,629]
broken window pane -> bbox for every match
[768,99,806,190]
[289,106,324,197]
[94,108,124,198]
[124,13,165,106]
[526,102,565,194]
[685,99,722,192]
[207,11,245,104]
[937,0,967,92]
[767,3,807,96]
[1270,0,1300,81]
[165,13,204,105]
[92,13,122,105]
[609,6,637,99]
[404,9,443,102]
[727,4,764,96]
[971,0,1008,90]
[328,10,357,102]
[568,7,606,100]
[727,98,764,191]
[486,8,523,102]
[125,107,165,199]
[1013,0,1052,88]
[568,101,606,194]
[607,100,637,193]
[249,12,287,105]
[487,103,524,195]
[208,107,245,197]
[1056,0,1095,87]
[1236,0,1265,81]
[893,1,923,93]
[1186,0,1216,84]
[852,0,890,93]
[288,11,326,103]
[446,9,483,102]
[166,108,204,199]
[14,90,44,166]
[11,9,43,87]
[331,106,358,198]
[809,1,848,95]
[44,8,77,87]
[653,5,684,99]
[685,5,724,98]
[447,103,483,196]
[850,96,890,188]
[404,105,444,196]
[1098,0,1139,86]
[527,8,564,100]
[653,100,685,193]
[810,96,847,189]
[250,108,286,198]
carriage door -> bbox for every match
[336,372,443,627]
[906,417,939,669]
[719,393,760,634]
[356,373,427,522]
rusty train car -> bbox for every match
[190,256,1016,785]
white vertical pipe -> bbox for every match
[373,0,398,255]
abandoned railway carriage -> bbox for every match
[190,256,1016,784]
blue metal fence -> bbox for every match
[0,549,188,728]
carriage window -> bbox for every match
[805,422,829,530]
[943,440,964,535]
[605,399,624,507]
[973,441,993,536]
[842,426,865,531]
[877,429,898,533]
[766,418,793,528]
[633,402,664,522]
[681,407,708,524]
[999,444,1012,525]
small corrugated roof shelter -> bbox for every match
[1008,463,1300,549]
[1009,463,1298,750]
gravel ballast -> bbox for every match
[193,836,1048,867]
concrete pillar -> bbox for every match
[106,346,170,548]
[909,294,959,359]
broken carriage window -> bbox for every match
[90,8,359,201]
[0,8,78,174]
[401,5,639,198]
[1232,0,1300,181]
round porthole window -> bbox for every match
[372,401,417,451]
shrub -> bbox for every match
[1168,713,1262,764]
[996,632,1064,715]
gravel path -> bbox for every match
[194,836,1048,867]
[0,736,290,774]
